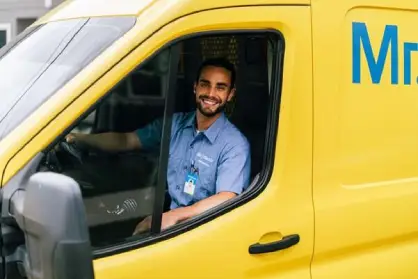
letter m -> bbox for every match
[352,22,398,84]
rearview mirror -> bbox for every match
[6,172,94,279]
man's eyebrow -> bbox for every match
[216,82,229,88]
[199,79,229,88]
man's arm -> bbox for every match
[133,135,251,235]
[161,142,251,228]
[67,132,141,152]
[67,116,165,152]
[134,192,238,234]
[165,192,237,222]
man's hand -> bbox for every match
[132,215,152,235]
[160,210,182,231]
[65,133,78,143]
[132,210,183,236]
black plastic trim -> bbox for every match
[249,234,300,254]
[150,45,180,235]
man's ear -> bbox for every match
[193,82,197,94]
[227,87,236,102]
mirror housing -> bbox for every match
[7,172,94,279]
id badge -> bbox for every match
[184,172,197,196]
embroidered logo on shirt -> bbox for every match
[196,152,214,167]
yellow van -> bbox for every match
[1,0,418,278]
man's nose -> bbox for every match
[207,86,217,96]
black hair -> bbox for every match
[195,57,236,89]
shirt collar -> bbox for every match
[184,112,195,129]
[183,111,227,144]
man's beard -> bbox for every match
[196,95,227,117]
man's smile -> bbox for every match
[200,96,220,107]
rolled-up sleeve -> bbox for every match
[215,142,251,195]
[135,117,164,150]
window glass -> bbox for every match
[38,47,175,248]
[0,17,136,140]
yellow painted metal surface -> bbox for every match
[0,2,314,279]
[91,6,314,279]
[311,0,418,278]
[3,0,418,277]
[35,0,310,23]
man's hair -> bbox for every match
[195,57,236,89]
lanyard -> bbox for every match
[189,131,204,175]
[190,160,199,175]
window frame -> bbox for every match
[15,18,285,256]
[0,23,11,48]
[76,28,285,258]
[149,45,181,235]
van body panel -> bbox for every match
[35,0,310,24]
[312,0,418,278]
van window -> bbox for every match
[0,17,136,140]
[36,32,282,251]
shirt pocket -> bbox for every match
[195,160,216,201]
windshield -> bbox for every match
[0,16,136,140]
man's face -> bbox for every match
[194,65,235,118]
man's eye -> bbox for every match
[217,87,227,91]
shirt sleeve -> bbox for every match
[135,117,164,150]
[215,141,251,195]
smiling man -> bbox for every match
[66,58,251,234]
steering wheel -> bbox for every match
[41,141,85,173]
[59,141,84,164]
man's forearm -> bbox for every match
[75,132,141,152]
[173,192,237,222]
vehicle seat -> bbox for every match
[228,35,269,179]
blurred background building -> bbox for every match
[0,0,64,48]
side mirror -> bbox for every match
[5,172,94,279]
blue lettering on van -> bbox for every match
[352,22,418,85]
[404,42,418,85]
[352,22,398,84]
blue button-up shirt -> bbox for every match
[136,111,251,209]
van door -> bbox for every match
[92,5,313,279]
[1,4,314,279]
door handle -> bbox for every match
[249,234,300,254]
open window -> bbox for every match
[10,30,283,252]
